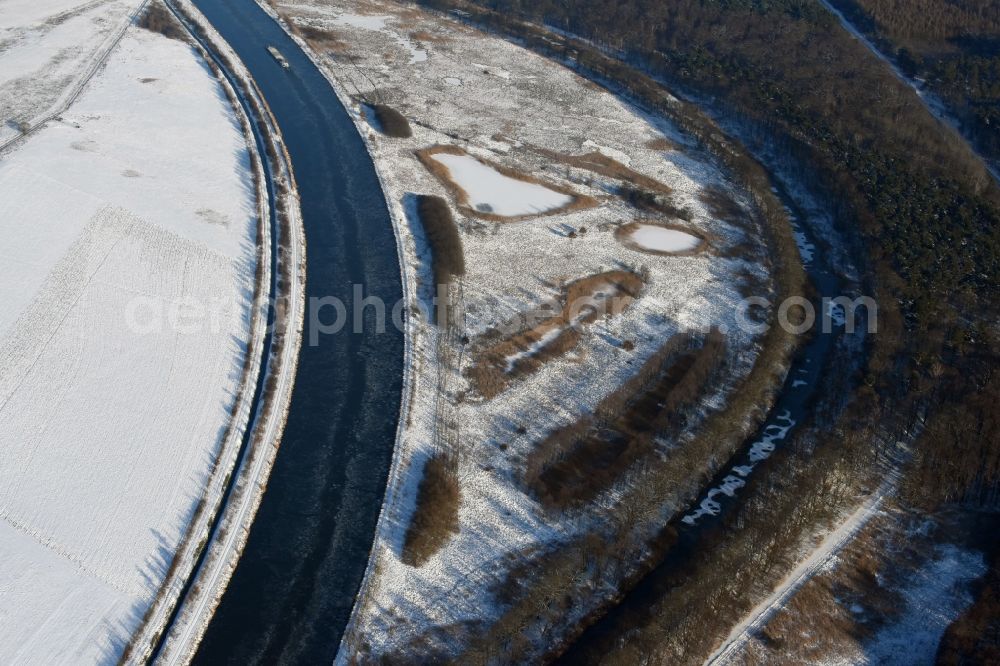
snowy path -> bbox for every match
[705,491,887,665]
[818,0,1000,184]
[0,0,151,154]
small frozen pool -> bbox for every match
[623,223,701,254]
[430,152,573,217]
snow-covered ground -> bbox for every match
[267,0,773,659]
[0,0,146,148]
[862,543,985,664]
[0,15,258,665]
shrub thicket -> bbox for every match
[525,329,726,509]
[138,3,186,42]
[373,104,413,138]
[401,453,460,567]
[416,194,465,289]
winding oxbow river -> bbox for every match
[558,179,857,661]
[187,0,403,663]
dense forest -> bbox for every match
[413,0,1000,660]
[830,0,1000,165]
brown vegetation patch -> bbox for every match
[401,453,461,567]
[614,220,707,257]
[137,2,186,42]
[467,270,645,399]
[409,29,449,44]
[533,147,673,196]
[292,23,348,52]
[415,194,464,288]
[413,194,464,326]
[369,103,412,138]
[617,184,694,221]
[381,3,427,23]
[646,137,676,151]
[699,185,747,225]
[415,144,598,222]
[524,328,727,509]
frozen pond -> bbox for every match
[331,13,427,64]
[624,223,701,253]
[430,152,573,217]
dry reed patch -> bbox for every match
[614,220,708,257]
[533,147,673,196]
[383,3,427,23]
[562,271,645,323]
[414,194,464,286]
[348,0,396,14]
[646,137,677,151]
[467,271,645,399]
[415,144,598,222]
[412,194,464,326]
[409,29,449,44]
[401,453,461,567]
[292,23,349,52]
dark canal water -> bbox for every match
[186,1,403,663]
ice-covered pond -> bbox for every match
[430,152,573,217]
[621,222,702,254]
[331,13,427,64]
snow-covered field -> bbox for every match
[268,0,773,659]
[0,0,146,147]
[0,15,258,664]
